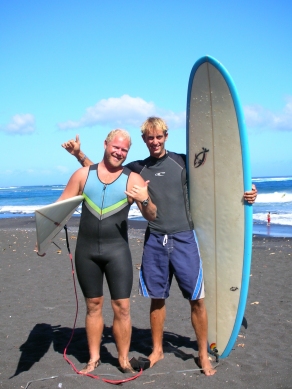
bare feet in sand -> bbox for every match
[79,359,100,374]
[148,350,164,367]
[197,355,216,376]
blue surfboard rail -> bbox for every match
[186,55,253,358]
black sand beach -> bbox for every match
[0,217,291,388]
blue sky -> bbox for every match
[1,0,292,186]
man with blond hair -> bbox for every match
[62,119,257,376]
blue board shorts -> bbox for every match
[139,230,205,300]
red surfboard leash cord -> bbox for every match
[62,225,143,385]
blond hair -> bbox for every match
[105,129,132,147]
[140,117,168,134]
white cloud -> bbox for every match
[244,96,292,131]
[0,114,36,135]
[58,95,186,130]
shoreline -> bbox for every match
[0,216,148,231]
[1,216,292,238]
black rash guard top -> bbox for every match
[126,151,194,234]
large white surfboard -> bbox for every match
[186,56,253,358]
[35,195,84,255]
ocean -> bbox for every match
[252,177,292,237]
[1,177,292,237]
[0,185,142,220]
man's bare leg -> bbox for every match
[111,298,133,371]
[190,299,216,376]
[80,296,104,374]
[148,298,165,367]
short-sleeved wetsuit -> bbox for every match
[127,151,205,300]
[75,164,133,300]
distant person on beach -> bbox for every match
[38,129,156,374]
[62,117,257,376]
[267,212,271,226]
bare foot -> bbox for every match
[119,357,136,374]
[197,355,216,376]
[119,364,136,374]
[148,350,164,367]
[79,359,100,374]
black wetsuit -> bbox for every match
[75,164,133,300]
[126,151,193,234]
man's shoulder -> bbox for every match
[126,157,151,173]
[126,152,186,172]
[167,151,186,166]
[127,170,144,184]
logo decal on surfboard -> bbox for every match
[194,147,209,168]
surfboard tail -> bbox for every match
[35,195,84,255]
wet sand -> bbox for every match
[0,218,291,388]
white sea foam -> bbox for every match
[253,212,292,226]
[0,203,142,218]
[253,177,292,183]
[0,205,39,214]
[0,204,82,215]
[0,186,19,190]
[129,204,142,219]
[256,192,292,204]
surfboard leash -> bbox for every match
[62,224,144,385]
[209,344,219,363]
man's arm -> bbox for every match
[61,134,94,167]
[57,167,88,201]
[125,173,157,221]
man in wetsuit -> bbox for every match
[56,129,157,374]
[62,118,257,376]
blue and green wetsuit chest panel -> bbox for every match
[79,164,131,243]
[83,164,131,220]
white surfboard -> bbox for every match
[35,195,84,255]
[186,56,253,358]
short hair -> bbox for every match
[105,129,132,147]
[140,117,168,134]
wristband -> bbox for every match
[78,154,87,164]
